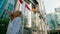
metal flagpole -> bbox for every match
[14,0,18,11]
[18,0,24,34]
[22,0,25,34]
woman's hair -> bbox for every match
[16,11,22,14]
[8,12,13,17]
[13,11,22,17]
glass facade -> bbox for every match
[0,0,8,18]
[46,13,60,30]
[0,0,15,34]
[55,14,60,25]
[56,14,60,20]
[0,0,15,19]
[46,14,56,30]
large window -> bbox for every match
[0,0,15,22]
[0,0,15,19]
[56,14,60,24]
[0,0,8,18]
[8,3,14,11]
[0,0,3,7]
[57,14,60,19]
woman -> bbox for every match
[6,11,22,34]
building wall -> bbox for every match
[54,12,60,30]
[36,0,48,31]
[37,0,46,15]
[46,12,60,30]
[0,0,15,19]
[55,8,60,30]
[0,0,8,18]
[46,14,55,30]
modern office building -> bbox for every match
[0,0,15,19]
[46,11,60,30]
[0,0,16,34]
[54,7,60,30]
[46,12,60,34]
[46,13,56,30]
[15,0,47,34]
[31,0,47,34]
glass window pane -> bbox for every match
[8,4,14,11]
[0,0,8,18]
[0,0,3,5]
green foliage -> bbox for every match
[0,19,9,34]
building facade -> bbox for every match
[0,0,15,19]
[46,13,56,30]
[46,11,60,30]
[0,0,16,34]
[55,8,60,30]
[14,0,48,34]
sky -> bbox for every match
[43,0,60,14]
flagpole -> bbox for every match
[18,0,24,34]
[14,0,18,11]
[22,0,25,34]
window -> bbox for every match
[57,14,60,19]
[0,0,3,6]
[8,3,14,11]
[0,0,8,18]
